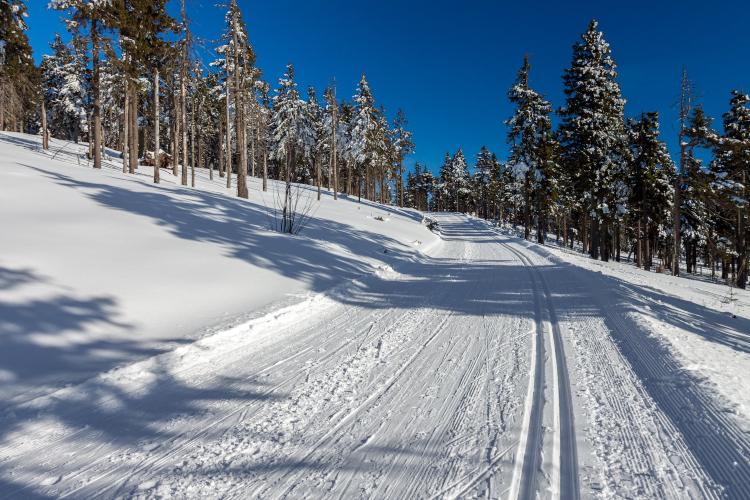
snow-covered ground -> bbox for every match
[1,132,749,499]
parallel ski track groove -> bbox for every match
[500,239,580,500]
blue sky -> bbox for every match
[26,0,749,174]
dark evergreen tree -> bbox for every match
[559,20,629,260]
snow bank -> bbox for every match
[0,132,438,406]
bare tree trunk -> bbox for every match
[218,113,225,177]
[225,52,232,190]
[129,83,138,174]
[91,19,102,169]
[316,154,321,201]
[673,68,691,276]
[232,20,248,199]
[122,80,129,173]
[191,92,196,188]
[180,68,188,185]
[250,123,256,178]
[331,80,338,200]
[172,85,179,176]
[41,98,49,150]
[153,67,160,183]
[262,149,268,192]
[398,159,404,207]
[180,0,189,186]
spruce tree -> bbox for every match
[713,91,750,288]
[351,74,377,201]
[392,109,415,207]
[506,55,558,242]
[0,0,36,132]
[559,20,629,260]
[41,34,88,141]
[626,112,676,269]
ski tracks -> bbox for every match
[501,240,579,500]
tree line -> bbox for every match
[2,4,749,288]
[404,20,750,289]
[1,0,415,230]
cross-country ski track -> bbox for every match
[1,214,749,499]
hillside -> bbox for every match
[0,132,438,405]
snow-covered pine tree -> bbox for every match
[323,82,339,198]
[626,112,675,270]
[683,106,717,275]
[450,149,471,213]
[437,152,453,211]
[0,0,36,132]
[713,91,750,288]
[372,108,393,204]
[41,34,88,142]
[474,146,494,219]
[270,63,313,232]
[506,55,558,243]
[338,101,356,195]
[50,0,117,169]
[392,109,415,207]
[306,86,325,200]
[351,74,377,201]
[559,20,629,260]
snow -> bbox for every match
[0,131,436,405]
[1,132,749,498]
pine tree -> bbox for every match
[305,86,324,199]
[474,146,494,219]
[392,109,415,207]
[450,149,471,212]
[506,55,558,242]
[0,0,36,132]
[41,34,88,141]
[270,64,313,232]
[50,0,117,169]
[626,112,675,270]
[559,20,629,260]
[323,81,340,198]
[351,74,377,201]
[713,91,750,288]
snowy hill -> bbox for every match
[0,131,438,405]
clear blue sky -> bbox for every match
[25,0,749,174]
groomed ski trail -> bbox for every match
[1,214,747,499]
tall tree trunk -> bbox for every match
[41,98,49,150]
[153,67,160,183]
[398,159,404,207]
[331,81,338,200]
[225,58,232,190]
[91,19,102,169]
[674,70,690,276]
[232,22,248,199]
[316,155,321,201]
[122,80,129,173]
[218,113,225,177]
[262,148,268,192]
[191,92,196,188]
[129,83,138,174]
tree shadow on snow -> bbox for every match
[516,239,750,497]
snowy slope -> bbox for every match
[0,132,437,405]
